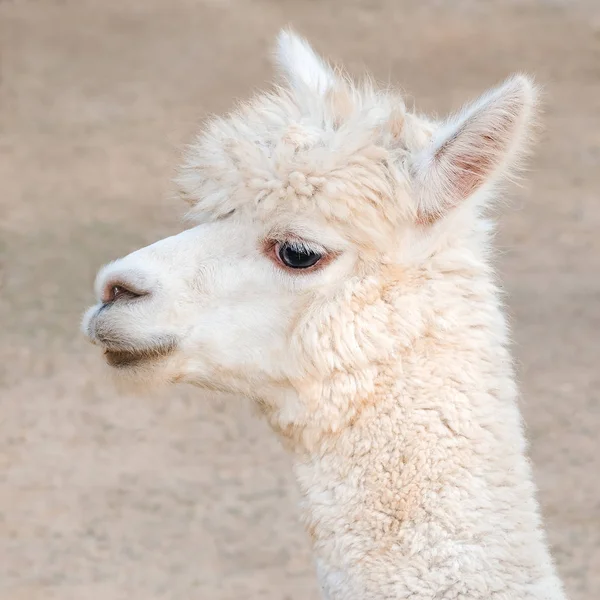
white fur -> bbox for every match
[276,29,336,94]
[82,31,566,600]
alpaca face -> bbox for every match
[82,210,364,394]
[82,31,536,409]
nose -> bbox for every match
[100,277,150,305]
[95,253,159,307]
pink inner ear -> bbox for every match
[414,75,536,227]
[443,132,501,201]
[416,112,521,226]
[415,144,497,226]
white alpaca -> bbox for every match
[83,31,567,600]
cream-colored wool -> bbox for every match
[83,30,567,600]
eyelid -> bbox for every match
[283,238,326,255]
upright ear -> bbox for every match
[411,75,538,224]
[274,29,336,95]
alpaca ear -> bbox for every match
[411,75,537,224]
[275,29,336,95]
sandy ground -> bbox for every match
[1,0,599,598]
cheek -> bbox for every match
[176,252,360,381]
[184,293,298,374]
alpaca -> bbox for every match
[82,31,567,599]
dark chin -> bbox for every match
[104,349,154,368]
[101,337,178,369]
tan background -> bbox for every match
[1,0,599,598]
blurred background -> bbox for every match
[1,0,599,598]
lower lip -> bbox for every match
[104,349,148,368]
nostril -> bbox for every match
[102,280,148,304]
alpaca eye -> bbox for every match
[277,241,323,269]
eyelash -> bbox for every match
[282,239,325,255]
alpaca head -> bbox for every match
[83,31,536,439]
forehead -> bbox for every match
[176,86,429,249]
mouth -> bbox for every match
[83,305,179,369]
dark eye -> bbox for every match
[277,241,323,269]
